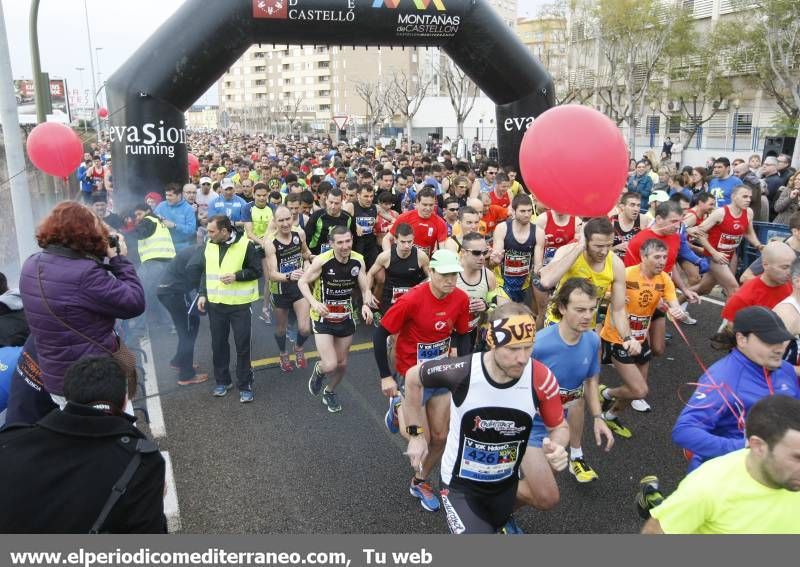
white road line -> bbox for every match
[700,296,726,307]
[161,451,182,533]
[141,334,166,439]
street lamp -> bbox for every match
[649,100,658,148]
[83,0,100,140]
[732,97,741,151]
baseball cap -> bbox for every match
[733,306,793,344]
[217,166,227,174]
[429,249,463,274]
[648,190,669,204]
[221,178,234,189]
[199,176,212,185]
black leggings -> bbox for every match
[439,481,517,534]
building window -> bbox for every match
[735,112,753,135]
[319,104,331,111]
[646,115,660,134]
[318,61,330,69]
[319,90,331,97]
[319,76,329,83]
[282,64,290,71]
[668,115,681,135]
[254,66,265,73]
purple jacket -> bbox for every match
[19,246,145,395]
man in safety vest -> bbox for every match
[133,203,176,329]
[195,215,263,403]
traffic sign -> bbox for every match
[332,115,349,130]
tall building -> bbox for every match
[516,15,567,82]
[218,45,418,136]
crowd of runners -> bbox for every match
[1,131,799,534]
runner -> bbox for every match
[679,192,715,287]
[384,187,448,257]
[532,208,580,328]
[243,183,275,324]
[469,161,499,198]
[304,187,353,256]
[403,302,568,533]
[444,206,482,253]
[373,249,472,512]
[599,239,689,437]
[264,205,312,372]
[530,278,614,483]
[343,183,380,270]
[609,192,652,260]
[491,195,543,304]
[457,232,506,350]
[299,226,373,413]
[693,185,763,298]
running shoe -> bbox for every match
[259,306,272,325]
[322,389,342,413]
[308,362,325,396]
[239,390,255,403]
[294,347,307,369]
[384,395,402,433]
[631,399,652,412]
[177,373,208,386]
[212,384,233,397]
[373,311,382,328]
[604,415,633,438]
[636,475,664,519]
[498,515,524,534]
[598,384,614,413]
[682,314,698,325]
[409,479,440,512]
[569,457,599,483]
[279,353,294,373]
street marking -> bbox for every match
[252,340,374,368]
[700,296,726,307]
[141,334,167,439]
[161,451,182,533]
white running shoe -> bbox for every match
[632,399,652,412]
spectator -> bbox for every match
[0,357,167,533]
[19,202,144,416]
[773,172,800,226]
[777,153,796,186]
[154,183,198,251]
[708,157,743,208]
[627,161,654,210]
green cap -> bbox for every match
[430,249,463,274]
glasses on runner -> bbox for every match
[464,249,489,256]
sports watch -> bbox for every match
[405,425,424,437]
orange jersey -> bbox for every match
[600,265,676,345]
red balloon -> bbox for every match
[26,122,84,178]
[519,105,628,217]
[187,153,200,176]
[98,107,109,119]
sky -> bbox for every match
[3,0,540,110]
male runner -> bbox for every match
[469,161,499,198]
[458,232,506,350]
[243,183,276,323]
[444,206,482,253]
[403,303,568,533]
[609,192,652,260]
[373,249,472,512]
[693,184,763,298]
[491,195,544,303]
[385,187,448,257]
[599,239,689,437]
[304,187,353,256]
[264,205,312,372]
[299,226,373,413]
[343,183,379,270]
[532,208,581,327]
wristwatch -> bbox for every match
[406,425,424,437]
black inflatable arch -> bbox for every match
[107,0,554,203]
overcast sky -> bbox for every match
[3,0,540,109]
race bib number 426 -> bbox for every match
[459,438,521,482]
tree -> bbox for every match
[383,68,433,141]
[354,80,388,144]
[439,57,479,137]
[586,0,693,157]
[280,93,306,136]
[724,0,800,166]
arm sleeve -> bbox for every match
[453,332,471,356]
[418,356,471,391]
[373,325,393,378]
[533,361,564,428]
[187,246,207,296]
[117,453,168,533]
[677,230,703,266]
[663,274,678,303]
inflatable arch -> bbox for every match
[107,0,554,203]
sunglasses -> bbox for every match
[464,249,489,257]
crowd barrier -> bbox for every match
[736,221,791,278]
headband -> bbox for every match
[485,315,536,349]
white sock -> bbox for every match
[602,388,613,401]
[570,447,583,460]
[604,410,617,420]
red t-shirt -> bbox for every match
[391,210,448,257]
[489,190,510,209]
[481,205,509,238]
[721,277,792,321]
[380,283,471,376]
[625,228,681,273]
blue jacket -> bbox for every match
[672,348,799,471]
[77,165,93,194]
[627,174,652,210]
[154,199,197,251]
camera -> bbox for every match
[108,235,119,248]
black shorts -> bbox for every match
[652,308,666,321]
[440,481,518,534]
[271,288,304,310]
[312,318,355,337]
[601,339,653,365]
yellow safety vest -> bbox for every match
[250,205,273,239]
[138,215,176,262]
[204,235,260,305]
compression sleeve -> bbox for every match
[373,325,393,378]
[532,360,564,428]
[453,332,471,356]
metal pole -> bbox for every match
[83,0,100,141]
[29,0,46,124]
[0,0,38,264]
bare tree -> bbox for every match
[439,57,479,137]
[355,80,388,145]
[280,93,306,136]
[384,68,433,141]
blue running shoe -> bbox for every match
[498,515,524,534]
[385,395,401,433]
[212,384,233,397]
[240,390,254,403]
[409,478,440,512]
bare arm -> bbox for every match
[539,237,585,290]
[608,255,641,356]
[358,258,376,317]
[298,256,325,314]
[533,225,545,274]
[743,209,762,250]
[584,374,614,451]
[418,249,431,277]
[366,250,390,292]
[641,518,665,534]
[469,178,481,199]
[490,222,507,267]
[263,240,283,283]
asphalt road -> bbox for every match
[142,298,726,534]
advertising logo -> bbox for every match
[253,0,288,19]
[372,0,447,10]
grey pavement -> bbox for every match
[142,299,726,534]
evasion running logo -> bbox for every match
[372,0,447,10]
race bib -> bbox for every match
[391,286,410,304]
[356,216,375,235]
[629,314,651,342]
[322,300,351,323]
[417,338,450,364]
[321,243,332,253]
[503,250,531,278]
[718,232,742,256]
[459,438,521,482]
[559,385,584,406]
[543,247,556,265]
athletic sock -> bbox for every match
[602,388,613,401]
[295,333,309,348]
[604,410,617,420]
[570,447,583,461]
[274,334,287,353]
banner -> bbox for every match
[14,78,72,125]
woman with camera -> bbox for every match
[16,202,145,417]
[772,172,800,226]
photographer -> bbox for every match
[772,172,800,226]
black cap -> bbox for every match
[733,306,794,343]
